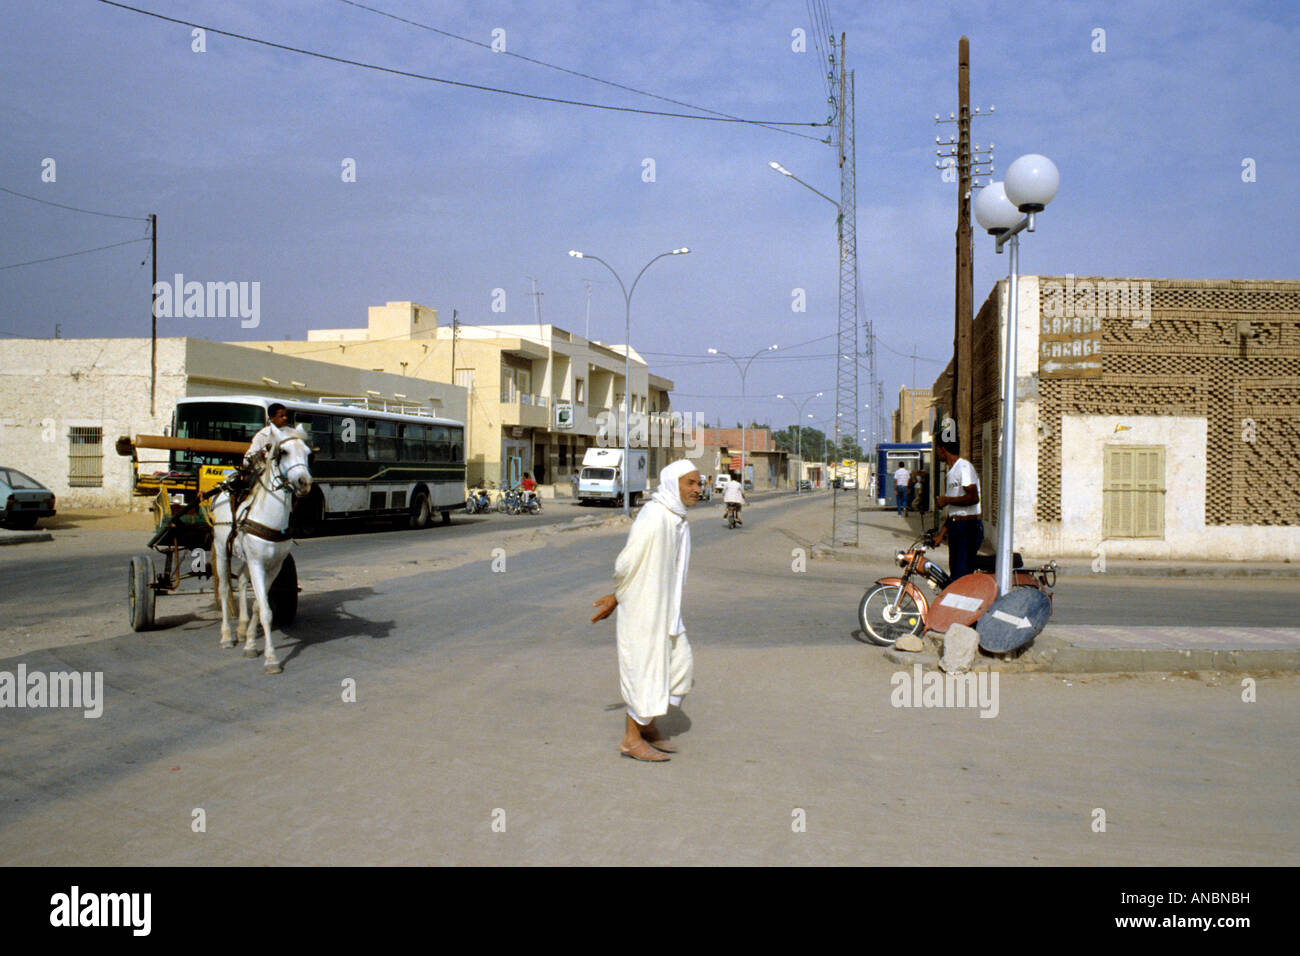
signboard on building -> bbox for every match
[1039,314,1102,379]
[555,402,573,429]
[842,459,856,468]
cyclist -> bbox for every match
[723,471,745,525]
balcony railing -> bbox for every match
[499,392,548,408]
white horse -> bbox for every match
[211,425,312,674]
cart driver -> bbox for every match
[245,403,292,467]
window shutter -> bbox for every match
[1104,445,1164,539]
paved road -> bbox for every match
[1,493,1296,864]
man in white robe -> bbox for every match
[591,459,702,762]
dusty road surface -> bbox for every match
[2,493,1296,865]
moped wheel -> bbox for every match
[856,584,922,646]
[496,498,509,514]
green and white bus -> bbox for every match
[169,395,466,530]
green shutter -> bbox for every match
[1103,445,1165,539]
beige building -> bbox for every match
[250,301,684,490]
[932,276,1300,560]
[893,386,934,443]
[0,337,466,509]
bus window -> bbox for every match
[429,425,450,462]
[333,415,366,460]
[400,423,428,461]
[368,420,398,461]
[172,400,264,470]
[295,414,332,458]
[449,426,465,463]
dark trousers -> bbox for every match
[895,486,907,515]
[947,518,984,581]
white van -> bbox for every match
[578,448,648,506]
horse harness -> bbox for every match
[213,435,310,565]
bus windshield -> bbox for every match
[172,401,265,471]
[582,468,615,480]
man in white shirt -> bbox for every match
[893,464,910,516]
[723,472,745,525]
[932,439,982,580]
[245,403,291,465]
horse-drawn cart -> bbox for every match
[117,434,298,632]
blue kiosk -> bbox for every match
[875,442,933,509]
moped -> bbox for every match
[856,529,1056,646]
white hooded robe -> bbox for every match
[614,462,696,722]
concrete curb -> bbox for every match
[817,546,1300,578]
[0,529,54,546]
[878,629,1300,674]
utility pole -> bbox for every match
[933,38,994,456]
[449,308,458,381]
[149,213,157,415]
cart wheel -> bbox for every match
[269,553,298,627]
[129,552,156,632]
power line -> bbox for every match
[0,186,149,222]
[0,236,148,271]
[636,330,838,359]
[335,0,827,143]
[97,1,828,130]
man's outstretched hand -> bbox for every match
[591,593,617,623]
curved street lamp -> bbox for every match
[568,247,690,516]
[777,390,823,493]
[972,153,1059,595]
[709,344,777,487]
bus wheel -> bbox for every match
[409,491,431,530]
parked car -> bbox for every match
[843,476,857,490]
[799,479,812,491]
[1,467,56,529]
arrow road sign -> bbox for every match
[977,587,1053,652]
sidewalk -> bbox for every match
[816,505,1300,577]
[815,505,1300,673]
[0,528,53,546]
[885,625,1300,674]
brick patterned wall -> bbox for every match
[1034,278,1300,526]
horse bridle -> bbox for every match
[261,435,311,496]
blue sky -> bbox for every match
[2,0,1296,441]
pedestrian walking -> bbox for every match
[590,459,702,762]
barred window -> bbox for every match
[69,426,104,488]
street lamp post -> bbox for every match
[971,154,1059,595]
[777,391,823,493]
[568,247,690,516]
[709,345,778,488]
